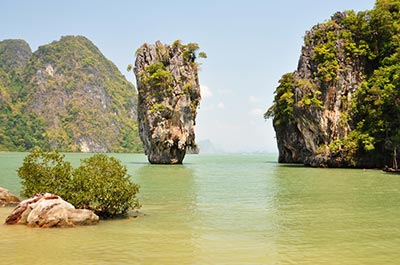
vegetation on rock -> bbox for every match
[133,40,204,164]
[0,36,143,153]
[266,0,400,167]
[18,147,140,218]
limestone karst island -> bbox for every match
[266,1,400,169]
[0,36,142,153]
[133,40,204,164]
[2,0,400,264]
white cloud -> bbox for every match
[200,84,213,98]
[217,102,225,109]
[250,108,264,116]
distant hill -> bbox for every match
[198,139,222,154]
[0,36,143,152]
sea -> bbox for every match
[1,152,400,264]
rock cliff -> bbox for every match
[267,2,400,168]
[0,36,142,152]
[134,41,203,164]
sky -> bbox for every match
[1,0,376,153]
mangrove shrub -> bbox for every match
[18,147,140,218]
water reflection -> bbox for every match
[133,163,198,263]
[184,155,280,263]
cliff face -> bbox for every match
[0,39,32,106]
[292,15,365,167]
[134,41,202,164]
[269,2,400,168]
[24,36,141,152]
[0,36,142,152]
[0,39,47,151]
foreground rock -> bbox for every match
[134,40,202,164]
[5,194,99,228]
[0,187,21,207]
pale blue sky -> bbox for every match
[1,0,376,152]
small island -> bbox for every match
[266,2,400,168]
[133,40,205,164]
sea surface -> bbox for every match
[1,152,400,264]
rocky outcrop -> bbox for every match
[24,36,141,153]
[295,15,364,167]
[134,41,202,164]
[270,12,371,167]
[0,36,142,153]
[5,194,99,228]
[271,3,400,168]
[0,39,31,74]
[0,187,20,207]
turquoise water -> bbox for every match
[1,153,400,264]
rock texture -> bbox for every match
[293,17,362,167]
[0,36,142,153]
[0,187,20,207]
[269,12,371,167]
[270,3,400,168]
[134,41,201,164]
[5,194,99,228]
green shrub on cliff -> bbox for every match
[18,147,140,218]
[264,72,295,125]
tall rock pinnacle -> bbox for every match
[134,40,204,164]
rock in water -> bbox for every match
[0,187,21,207]
[5,194,99,227]
[134,41,202,164]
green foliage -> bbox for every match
[268,1,400,166]
[136,41,205,115]
[18,147,73,198]
[311,25,340,82]
[0,36,143,153]
[329,130,375,166]
[295,79,324,109]
[265,73,295,125]
[71,154,140,218]
[198,52,207,58]
[182,42,199,62]
[18,148,141,218]
[169,40,207,64]
[142,62,173,90]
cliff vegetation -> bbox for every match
[0,36,142,152]
[266,0,400,168]
[133,40,205,164]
